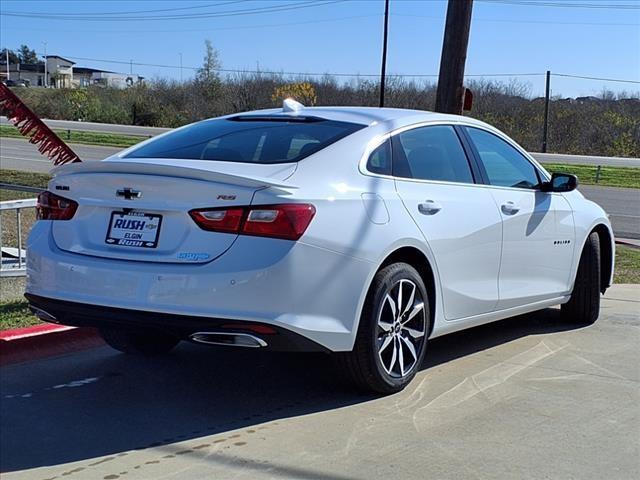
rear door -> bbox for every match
[463,126,575,309]
[391,125,503,320]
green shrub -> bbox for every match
[9,77,639,157]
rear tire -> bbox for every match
[100,328,180,355]
[561,232,601,325]
[337,263,430,394]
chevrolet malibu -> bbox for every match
[25,102,614,393]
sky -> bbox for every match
[1,0,639,98]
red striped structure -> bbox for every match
[0,82,81,165]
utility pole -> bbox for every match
[179,53,183,82]
[5,49,9,80]
[379,0,390,107]
[542,70,551,153]
[43,41,48,87]
[435,0,473,114]
[130,59,133,76]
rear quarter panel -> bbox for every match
[251,123,448,341]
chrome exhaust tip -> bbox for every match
[189,332,267,348]
[29,306,58,323]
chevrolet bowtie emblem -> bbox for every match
[116,188,142,200]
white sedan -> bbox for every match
[25,102,614,393]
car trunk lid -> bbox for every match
[49,159,296,264]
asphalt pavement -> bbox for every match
[1,284,638,479]
[0,137,120,172]
[0,117,170,137]
[579,185,640,239]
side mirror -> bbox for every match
[541,173,578,192]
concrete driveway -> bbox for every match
[1,285,639,479]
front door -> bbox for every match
[464,126,575,309]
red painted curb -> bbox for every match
[0,324,104,367]
[0,323,72,341]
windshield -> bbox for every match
[124,117,365,164]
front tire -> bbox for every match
[561,232,601,325]
[338,263,430,394]
[100,328,180,355]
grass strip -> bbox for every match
[1,170,51,189]
[542,163,640,189]
[0,300,41,330]
[0,124,147,148]
[615,244,640,284]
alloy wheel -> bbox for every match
[376,279,426,378]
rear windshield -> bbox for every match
[124,117,365,164]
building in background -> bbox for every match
[73,67,144,88]
[1,55,143,88]
[47,55,74,87]
[0,63,44,86]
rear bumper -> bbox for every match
[25,222,374,352]
[25,293,328,352]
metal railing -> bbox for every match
[0,197,37,277]
[0,183,43,193]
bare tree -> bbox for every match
[14,74,640,157]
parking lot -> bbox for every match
[1,285,638,480]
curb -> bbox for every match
[0,324,103,367]
[615,239,640,250]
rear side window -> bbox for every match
[465,127,541,189]
[366,139,392,175]
[392,125,474,184]
[125,117,365,164]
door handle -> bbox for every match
[501,201,520,215]
[418,200,442,215]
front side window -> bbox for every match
[466,127,541,189]
[125,117,365,164]
[391,125,474,184]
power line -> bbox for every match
[478,0,640,9]
[20,52,544,78]
[12,49,638,84]
[5,10,634,33]
[50,55,547,77]
[393,12,640,27]
[4,13,640,35]
[554,73,640,84]
[43,54,399,76]
[1,1,324,21]
[3,15,635,36]
[0,0,347,21]
[0,1,250,17]
[4,1,636,28]
[0,13,380,35]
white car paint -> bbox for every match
[395,177,503,320]
[25,106,615,352]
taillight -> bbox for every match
[189,204,316,241]
[36,191,78,220]
[189,208,244,233]
[242,204,316,240]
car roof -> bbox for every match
[233,106,484,127]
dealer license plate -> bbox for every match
[105,211,162,248]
